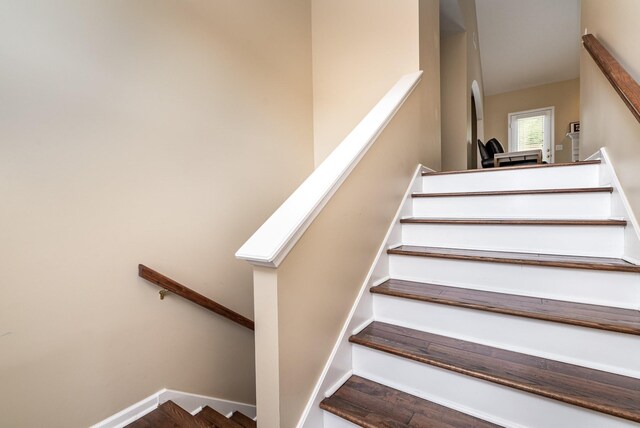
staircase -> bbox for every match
[320,161,640,427]
[126,400,256,428]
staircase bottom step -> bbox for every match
[320,375,500,427]
[196,406,243,427]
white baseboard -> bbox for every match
[596,147,640,266]
[91,389,256,428]
[351,317,375,336]
[324,370,353,398]
[90,390,162,428]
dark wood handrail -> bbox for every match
[583,34,640,124]
[138,264,255,331]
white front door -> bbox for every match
[508,107,555,163]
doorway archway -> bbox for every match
[470,80,484,169]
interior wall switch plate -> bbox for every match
[556,144,563,151]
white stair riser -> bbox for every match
[352,346,637,428]
[401,223,625,258]
[323,412,359,428]
[388,255,640,309]
[373,294,640,378]
[421,164,601,193]
[412,192,611,219]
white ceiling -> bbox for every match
[475,0,581,96]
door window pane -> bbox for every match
[517,115,545,151]
[508,107,554,163]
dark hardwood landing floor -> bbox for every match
[229,411,257,428]
[371,279,640,335]
[422,160,601,176]
[195,406,243,427]
[412,187,613,198]
[126,401,208,428]
[125,401,253,428]
[350,322,640,423]
[320,375,501,427]
[400,218,627,226]
[387,245,640,273]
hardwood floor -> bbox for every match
[126,401,208,428]
[387,245,640,273]
[125,401,253,428]
[195,407,244,428]
[371,279,640,335]
[229,411,257,428]
[320,375,502,427]
[350,322,640,423]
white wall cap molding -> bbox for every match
[235,71,423,267]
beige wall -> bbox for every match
[441,33,469,171]
[253,2,441,426]
[485,78,580,164]
[461,0,485,167]
[440,0,485,171]
[262,81,436,428]
[420,0,443,170]
[581,0,640,216]
[0,1,314,426]
[311,0,420,166]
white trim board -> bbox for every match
[297,164,426,428]
[591,147,640,267]
[235,71,423,267]
[90,389,256,428]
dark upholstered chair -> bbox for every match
[486,138,504,156]
[478,140,496,168]
[478,138,542,168]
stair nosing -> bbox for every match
[387,245,640,273]
[371,279,640,335]
[320,375,502,427]
[350,322,640,423]
[422,160,601,176]
[399,218,627,226]
[412,187,613,198]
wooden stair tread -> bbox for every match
[387,245,640,273]
[350,322,640,423]
[400,217,627,226]
[422,160,601,176]
[320,375,501,427]
[125,401,207,428]
[372,279,640,335]
[413,187,613,198]
[229,411,256,428]
[195,406,244,428]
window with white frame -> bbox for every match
[508,107,554,162]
